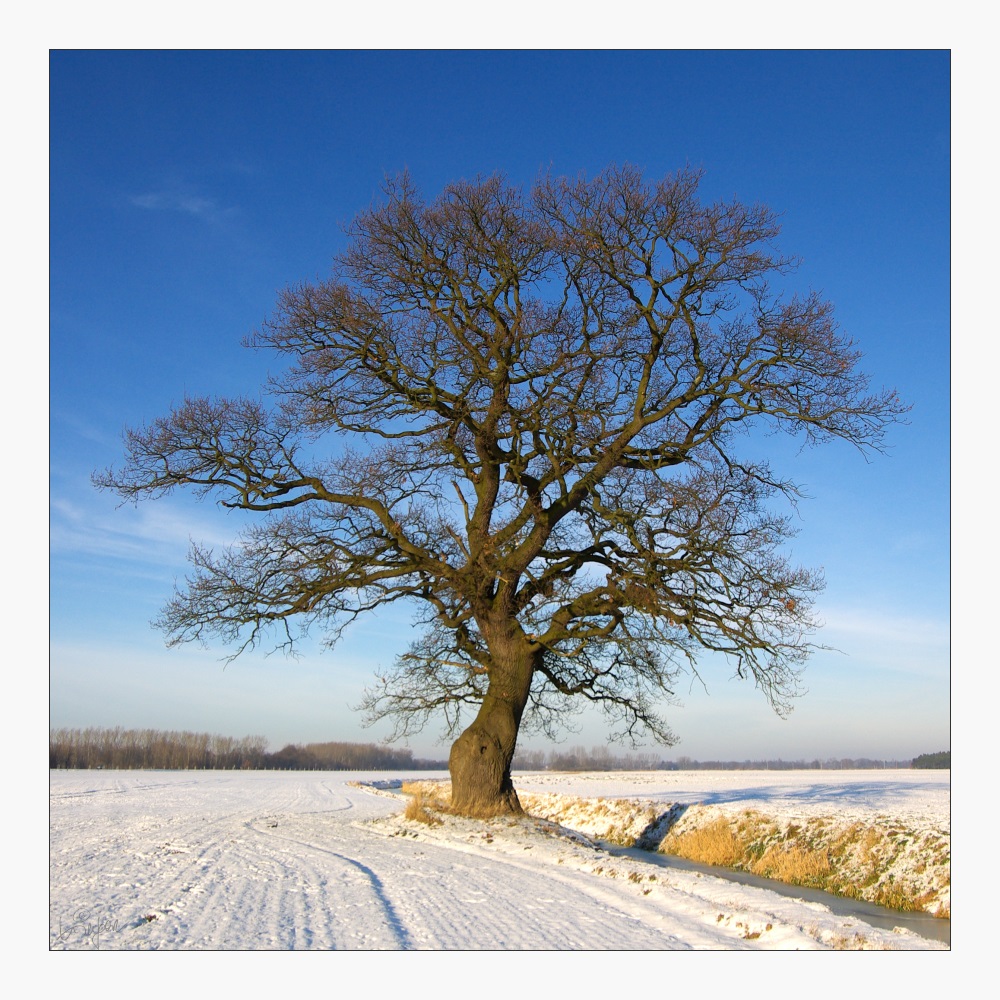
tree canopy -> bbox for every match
[96,165,906,815]
[912,751,950,769]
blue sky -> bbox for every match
[49,50,950,761]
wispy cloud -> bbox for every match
[128,188,236,224]
[814,605,950,680]
[51,410,118,448]
[51,494,240,567]
[820,607,949,649]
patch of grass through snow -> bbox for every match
[388,780,949,917]
[638,805,948,916]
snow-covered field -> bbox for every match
[514,768,950,822]
[49,768,949,952]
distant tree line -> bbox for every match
[49,728,448,771]
[513,745,663,771]
[511,745,918,771]
[50,729,936,772]
[663,755,917,771]
[266,741,447,770]
[50,727,269,770]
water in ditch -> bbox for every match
[606,843,950,946]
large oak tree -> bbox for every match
[96,166,906,816]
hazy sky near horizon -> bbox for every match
[49,50,950,761]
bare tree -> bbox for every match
[95,165,906,816]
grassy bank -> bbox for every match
[398,781,950,917]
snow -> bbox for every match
[49,768,949,954]
[513,767,950,823]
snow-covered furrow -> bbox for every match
[51,772,405,949]
[49,770,947,950]
[246,811,712,949]
[334,819,726,950]
[359,807,881,950]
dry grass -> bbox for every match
[404,789,442,825]
[830,932,881,950]
[663,816,746,867]
[751,844,831,884]
[401,780,530,820]
[392,780,949,918]
[520,790,948,914]
[517,791,662,847]
[659,807,949,914]
[401,781,450,825]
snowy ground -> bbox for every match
[513,768,950,823]
[49,768,949,952]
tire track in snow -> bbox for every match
[51,772,945,950]
[359,820,736,949]
[246,818,414,948]
[273,813,727,949]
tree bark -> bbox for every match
[448,630,538,817]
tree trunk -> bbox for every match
[448,630,538,818]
